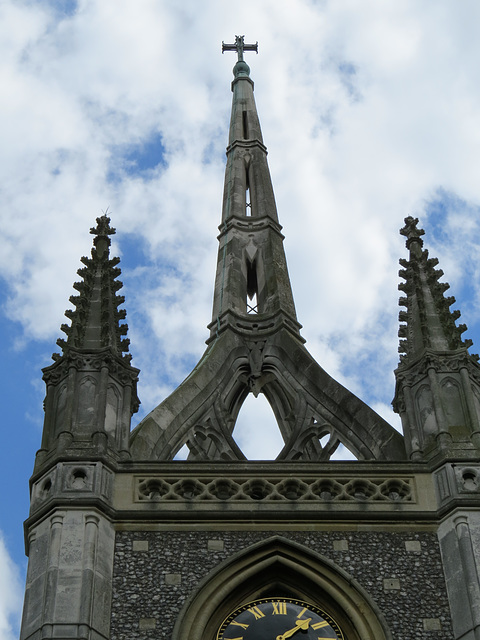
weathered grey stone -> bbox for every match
[207,539,224,552]
[438,512,480,640]
[133,540,149,552]
[333,539,349,551]
[405,540,421,552]
[383,578,400,590]
[394,217,480,463]
[422,618,442,631]
[139,617,156,630]
[21,510,115,640]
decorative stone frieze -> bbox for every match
[135,474,414,504]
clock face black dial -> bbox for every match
[216,597,344,640]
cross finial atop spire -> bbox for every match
[222,35,258,61]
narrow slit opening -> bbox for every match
[242,110,249,139]
[245,167,252,216]
[246,260,258,314]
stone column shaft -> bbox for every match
[43,514,64,631]
[454,515,480,640]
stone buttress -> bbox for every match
[393,216,480,640]
[21,216,139,640]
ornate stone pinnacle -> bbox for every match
[396,216,475,364]
[90,213,115,259]
[400,216,425,250]
[54,214,131,362]
[90,213,116,237]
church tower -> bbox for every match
[20,37,480,640]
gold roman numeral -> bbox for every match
[312,620,329,630]
[248,606,265,620]
[297,607,308,619]
[230,621,249,630]
[272,601,287,615]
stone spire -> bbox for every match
[393,216,480,460]
[397,216,472,362]
[209,44,299,341]
[130,43,404,463]
[55,214,131,360]
[35,215,139,472]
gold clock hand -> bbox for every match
[276,617,311,640]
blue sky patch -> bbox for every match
[0,307,48,565]
[107,132,166,183]
[122,132,166,174]
[47,0,78,17]
[423,188,480,349]
[424,188,463,242]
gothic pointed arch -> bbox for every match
[130,329,405,461]
[172,536,392,640]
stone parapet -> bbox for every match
[112,462,438,524]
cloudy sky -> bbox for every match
[3,1,480,637]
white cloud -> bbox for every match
[234,393,286,460]
[0,534,23,640]
[2,0,480,451]
[4,4,480,634]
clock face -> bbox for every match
[216,597,344,640]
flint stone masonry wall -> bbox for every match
[110,530,453,640]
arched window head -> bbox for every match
[172,536,392,640]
